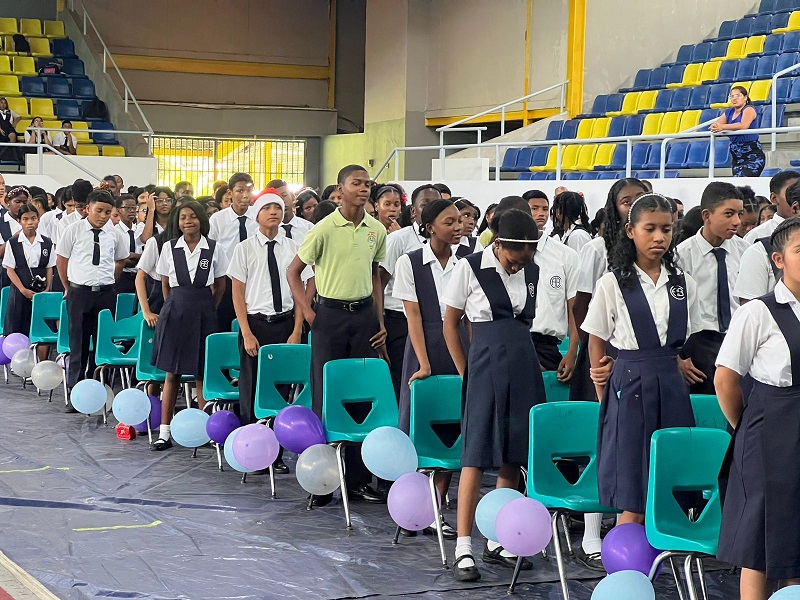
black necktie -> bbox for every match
[91,228,102,266]
[238,215,248,242]
[128,229,135,253]
[282,224,292,239]
[266,240,283,312]
[711,247,731,332]
[56,211,63,220]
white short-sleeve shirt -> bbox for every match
[282,216,312,245]
[381,225,426,312]
[743,214,784,244]
[156,235,229,288]
[576,236,609,295]
[0,212,22,244]
[116,221,143,274]
[716,280,800,386]
[393,244,458,320]
[56,210,82,246]
[451,236,484,257]
[531,235,580,340]
[581,264,702,350]
[38,209,63,241]
[561,225,593,254]
[2,232,56,269]
[137,237,160,280]
[734,239,777,301]
[208,206,258,261]
[56,219,128,286]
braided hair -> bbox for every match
[601,178,649,257]
[551,191,591,238]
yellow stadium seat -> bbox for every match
[749,80,772,103]
[713,37,747,61]
[6,97,28,118]
[732,81,753,92]
[44,21,66,39]
[76,144,99,156]
[745,35,766,55]
[0,75,21,96]
[531,147,557,172]
[594,144,616,169]
[679,110,702,131]
[11,56,36,76]
[774,10,800,33]
[72,121,91,143]
[591,117,611,138]
[30,98,54,119]
[668,63,703,88]
[28,38,52,58]
[0,56,10,74]
[700,61,722,83]
[710,82,752,109]
[2,36,19,55]
[607,92,640,117]
[19,19,42,38]
[0,18,17,36]
[42,119,60,138]
[560,144,581,170]
[659,111,683,134]
[575,144,599,171]
[576,119,595,139]
[636,91,659,113]
[642,113,664,135]
[102,145,126,157]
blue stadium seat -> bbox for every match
[545,172,556,180]
[709,40,730,60]
[777,52,800,76]
[691,43,712,63]
[647,67,669,90]
[715,20,737,41]
[608,116,627,138]
[736,57,759,81]
[698,108,722,130]
[51,38,76,58]
[625,114,645,136]
[762,33,785,55]
[61,58,86,78]
[582,95,608,117]
[713,139,732,168]
[666,141,691,168]
[20,76,45,97]
[753,13,775,34]
[499,148,520,172]
[733,17,755,39]
[644,143,665,170]
[563,172,582,180]
[685,141,710,168]
[56,99,80,119]
[630,144,649,170]
[580,172,601,180]
[46,77,70,98]
[674,45,695,66]
[784,31,800,53]
[759,104,786,127]
[560,119,580,139]
[762,167,783,177]
[708,83,731,105]
[663,170,680,178]
[688,85,711,109]
[517,172,533,181]
[515,148,535,170]
[605,145,627,171]
[671,87,692,109]
[717,60,739,83]
[648,89,674,113]
[756,0,777,12]
[665,65,686,87]
[776,0,800,12]
[790,77,800,101]
[72,79,95,99]
[757,54,779,78]
[546,120,564,140]
[605,93,624,114]
[770,11,791,30]
[622,69,650,93]
[528,147,550,170]
[597,171,622,180]
[776,77,794,102]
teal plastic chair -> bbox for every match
[557,337,570,355]
[543,370,570,402]
[95,309,142,379]
[0,286,9,331]
[28,292,62,345]
[645,427,731,600]
[508,402,619,597]
[55,300,70,405]
[322,358,399,528]
[253,343,312,419]
[115,293,137,318]
[203,333,240,406]
[231,318,240,333]
[135,322,193,386]
[405,375,463,567]
[690,394,729,431]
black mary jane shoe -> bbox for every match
[307,493,333,508]
[150,438,173,452]
[64,402,79,414]
[399,528,418,537]
[574,547,606,572]
[452,555,481,582]
[422,519,457,540]
[272,459,290,475]
[482,543,533,570]
[347,484,386,504]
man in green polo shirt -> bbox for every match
[288,164,388,507]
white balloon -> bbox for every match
[11,349,35,379]
[296,444,341,496]
[31,360,63,391]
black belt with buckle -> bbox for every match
[317,296,373,312]
[70,283,114,292]
[252,310,294,323]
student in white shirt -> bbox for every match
[714,216,800,600]
[676,182,749,394]
[380,184,441,398]
[56,179,93,247]
[151,201,229,451]
[52,120,77,155]
[268,178,313,244]
[114,194,142,295]
[0,97,19,144]
[0,186,26,253]
[56,190,129,404]
[552,191,592,253]
[137,186,174,243]
[452,197,483,259]
[743,170,800,244]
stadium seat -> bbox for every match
[771,12,791,30]
[563,172,582,181]
[644,143,666,170]
[44,20,66,39]
[594,144,616,169]
[583,95,607,117]
[76,144,99,156]
[51,38,76,59]
[499,148,520,172]
[56,99,81,120]
[755,0,777,13]
[636,90,658,112]
[735,57,759,81]
[775,76,794,101]
[762,33,785,54]
[660,112,683,135]
[625,114,645,136]
[647,67,669,89]
[788,77,800,101]
[688,85,711,109]
[0,56,9,75]
[776,51,800,75]
[698,108,722,130]
[715,20,737,41]
[776,0,800,13]
[546,120,564,140]
[575,144,598,170]
[679,109,702,130]
[762,167,783,177]
[673,45,695,65]
[591,117,611,138]
[642,113,664,136]
[753,15,775,35]
[46,78,70,98]
[708,83,731,107]
[1,35,19,55]
[20,77,45,97]
[622,69,650,93]
[20,19,43,38]
[666,141,691,168]
[514,148,535,170]
[607,92,640,116]
[28,38,52,58]
[0,18,17,36]
[700,61,722,83]
[647,89,674,113]
[560,119,580,139]
[576,118,594,139]
[560,145,580,170]
[717,38,748,61]
[11,56,36,77]
[749,79,773,103]
[691,43,712,63]
[597,171,622,180]
[72,79,95,100]
[71,121,91,143]
[604,93,624,114]
[61,59,86,78]
[713,139,732,168]
[717,60,739,83]
[774,10,800,31]
[604,145,627,171]
[734,17,756,38]
[756,54,779,78]
[30,98,54,119]
[634,170,660,179]
[6,97,28,118]
[517,172,533,181]
[0,75,21,97]
[685,141,710,168]
[91,121,117,144]
[102,145,125,157]
[759,104,785,127]
[580,172,600,180]
[671,87,692,109]
[608,116,627,137]
[530,147,556,172]
[665,65,686,87]
[630,144,650,169]
[785,31,800,53]
[709,40,730,60]
[674,63,703,88]
[745,35,767,55]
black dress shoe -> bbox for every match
[150,438,173,451]
[64,402,78,414]
[308,493,333,507]
[482,543,533,570]
[453,555,481,582]
[399,528,418,537]
[347,484,386,504]
[423,519,457,540]
[272,459,289,475]
[575,547,606,572]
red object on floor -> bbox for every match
[0,585,16,600]
[115,423,136,440]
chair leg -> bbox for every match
[99,367,108,425]
[695,557,709,600]
[668,556,689,600]
[551,510,570,600]
[427,471,447,569]
[508,556,524,594]
[334,442,352,529]
[4,364,8,384]
[269,464,276,499]
[241,473,247,484]
[561,514,574,557]
[215,443,223,471]
[392,525,402,545]
[684,554,700,600]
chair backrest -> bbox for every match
[605,93,624,113]
[560,119,580,139]
[115,293,137,318]
[0,286,9,331]
[636,90,658,111]
[631,69,650,90]
[322,358,399,441]
[756,54,778,77]
[717,19,736,40]
[253,343,312,418]
[762,33,784,55]
[645,428,730,551]
[666,65,686,86]
[690,394,729,430]
[671,86,692,109]
[679,109,701,130]
[588,95,608,115]
[545,120,564,140]
[692,42,712,63]
[576,118,594,139]
[675,44,694,64]
[136,321,165,382]
[56,299,69,354]
[94,309,143,366]
[203,332,241,403]
[709,40,730,60]
[28,292,62,344]
[409,375,462,469]
[618,92,640,115]
[594,143,616,168]
[500,148,520,170]
[653,89,675,111]
[625,114,645,135]
[542,371,570,402]
[608,116,626,137]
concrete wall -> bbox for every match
[0,0,57,20]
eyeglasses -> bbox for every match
[122,206,138,211]
[729,94,744,99]
[155,198,173,204]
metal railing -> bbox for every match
[0,139,103,182]
[657,117,718,179]
[770,59,800,150]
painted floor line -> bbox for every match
[72,519,163,532]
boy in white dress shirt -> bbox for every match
[267,179,312,244]
[743,171,800,243]
[114,194,142,295]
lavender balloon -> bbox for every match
[206,410,240,444]
[0,336,10,366]
[387,472,438,531]
[273,405,326,454]
[3,333,29,361]
[495,497,553,557]
[232,423,280,471]
[601,523,661,576]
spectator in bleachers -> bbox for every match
[295,189,320,223]
[24,117,53,152]
[321,184,343,206]
[710,85,765,177]
[53,121,77,155]
[0,97,20,146]
[214,184,231,210]
[174,181,193,199]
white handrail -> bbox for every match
[770,59,800,150]
[0,140,102,181]
[658,117,719,179]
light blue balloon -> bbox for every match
[592,571,655,600]
[112,389,151,426]
[361,426,418,481]
[70,379,107,414]
[170,408,210,448]
[771,586,800,599]
[475,488,524,542]
[224,427,252,473]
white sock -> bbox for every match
[487,539,516,558]
[455,536,474,568]
[159,424,171,441]
[582,513,603,555]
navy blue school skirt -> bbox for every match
[718,381,800,579]
[152,286,217,377]
[461,318,545,469]
[597,347,694,514]
[4,286,31,335]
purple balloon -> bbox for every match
[0,336,10,366]
[387,472,439,531]
[206,410,240,444]
[601,523,661,576]
[232,423,280,471]
[134,395,162,434]
[273,405,326,454]
[495,497,553,557]
[3,333,29,362]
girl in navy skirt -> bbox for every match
[581,193,701,524]
[151,202,228,451]
[715,216,800,599]
[443,208,545,582]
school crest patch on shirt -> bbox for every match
[42,248,49,256]
[669,284,685,300]
[528,282,536,297]
[199,258,210,270]
[549,275,562,289]
[367,231,377,250]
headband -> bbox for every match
[495,237,538,244]
[374,185,398,200]
[627,192,670,223]
[6,186,29,199]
